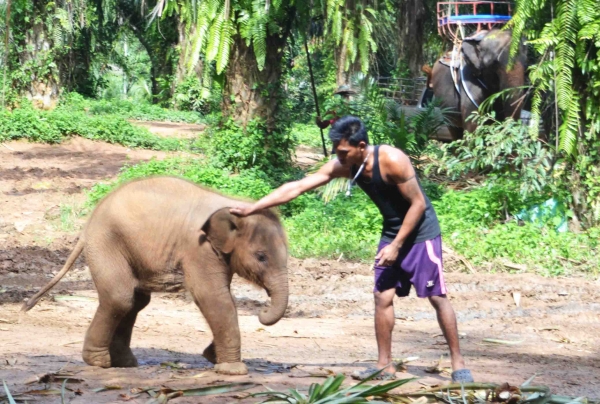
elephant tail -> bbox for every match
[422,64,433,88]
[21,236,85,312]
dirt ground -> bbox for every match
[1,124,600,403]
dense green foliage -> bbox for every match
[0,0,598,279]
[501,0,600,227]
[207,119,297,172]
[509,0,600,156]
[85,157,599,276]
[60,93,205,123]
[0,100,188,151]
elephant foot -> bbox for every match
[202,343,216,364]
[214,362,248,375]
[109,349,138,368]
[82,348,111,368]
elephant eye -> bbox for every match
[255,252,268,263]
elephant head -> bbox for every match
[461,29,527,120]
[202,208,289,326]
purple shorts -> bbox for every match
[373,235,447,298]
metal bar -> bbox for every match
[303,36,328,157]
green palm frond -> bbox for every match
[318,177,350,204]
[509,0,599,156]
[558,93,581,155]
[216,18,233,74]
[206,10,224,63]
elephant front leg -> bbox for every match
[192,286,248,375]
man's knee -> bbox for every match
[428,294,448,309]
[374,289,395,308]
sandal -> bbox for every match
[351,367,397,381]
[451,369,474,383]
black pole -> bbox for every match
[303,36,328,157]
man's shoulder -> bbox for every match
[377,145,409,164]
[320,158,351,178]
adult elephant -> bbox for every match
[425,29,527,140]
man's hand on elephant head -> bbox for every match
[229,203,255,217]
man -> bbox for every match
[230,116,473,383]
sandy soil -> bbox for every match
[1,127,599,403]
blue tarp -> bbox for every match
[515,198,569,233]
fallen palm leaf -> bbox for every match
[169,372,207,380]
[144,382,259,404]
[289,366,336,378]
[160,361,187,369]
[92,385,122,393]
[520,374,538,387]
[62,341,84,347]
[424,356,451,375]
[17,388,63,396]
[60,379,68,404]
[2,380,17,404]
[27,371,83,384]
[387,381,600,404]
[482,338,523,345]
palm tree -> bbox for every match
[147,0,300,130]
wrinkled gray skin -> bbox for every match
[22,176,289,375]
[429,29,527,140]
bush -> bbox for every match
[84,157,600,276]
[290,123,327,149]
[207,118,297,173]
[0,100,187,151]
[432,185,599,276]
[60,92,205,123]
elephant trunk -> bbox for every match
[259,271,289,326]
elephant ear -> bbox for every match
[202,208,240,254]
[462,40,483,71]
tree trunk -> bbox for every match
[175,19,203,85]
[335,42,349,87]
[222,31,288,132]
[397,0,426,76]
[19,20,60,110]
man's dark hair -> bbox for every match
[329,116,369,146]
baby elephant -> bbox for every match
[22,176,289,375]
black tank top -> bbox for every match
[351,146,441,243]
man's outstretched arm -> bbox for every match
[230,160,342,216]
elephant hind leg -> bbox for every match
[82,253,138,368]
[109,289,151,367]
[202,342,217,364]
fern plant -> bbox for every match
[507,0,600,157]
[506,0,600,227]
[325,0,379,74]
[150,0,291,75]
